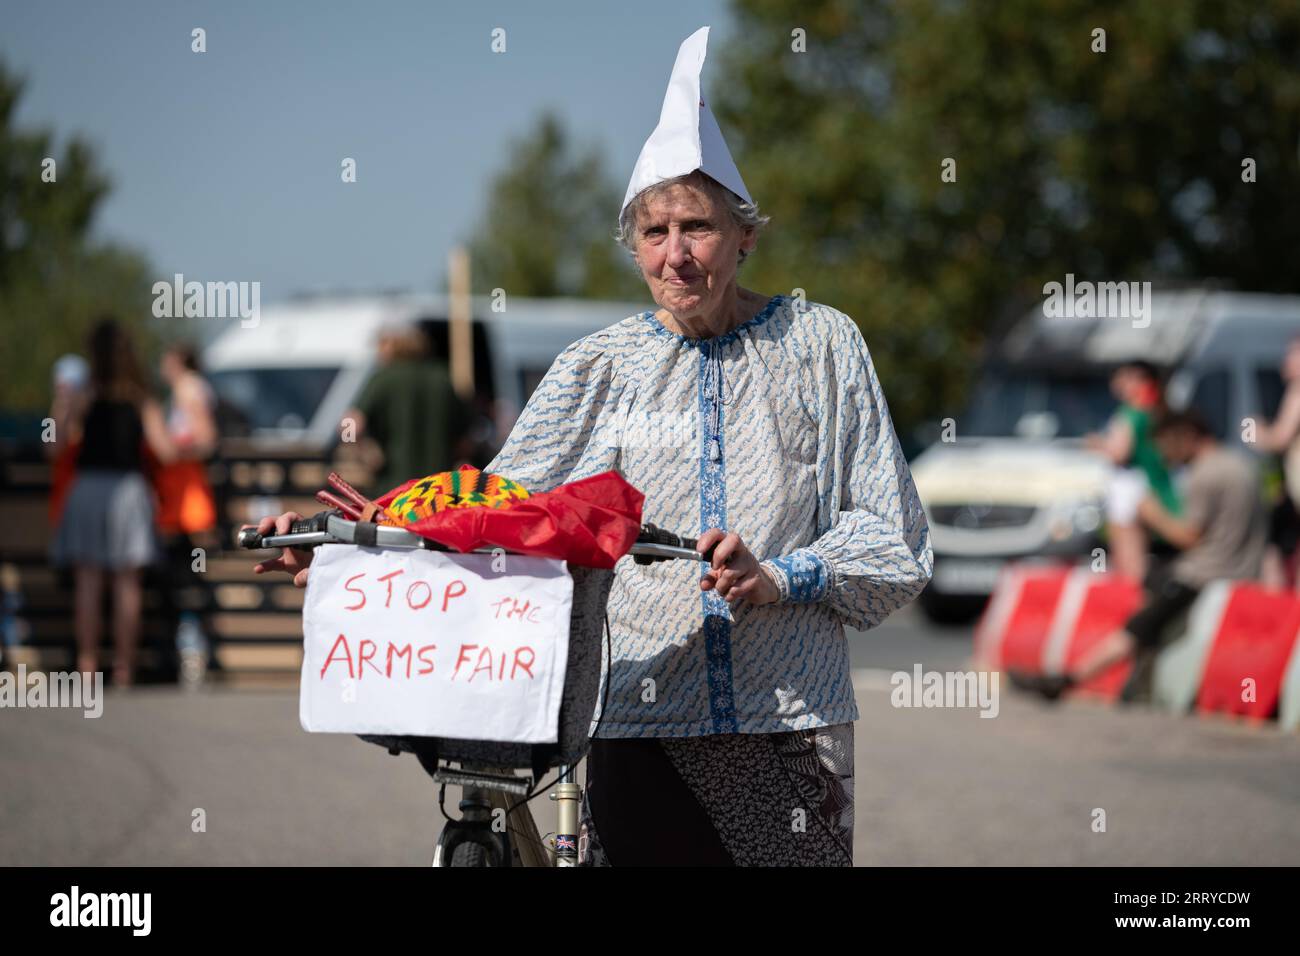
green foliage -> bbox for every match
[714,0,1300,432]
[0,61,155,412]
[465,113,646,301]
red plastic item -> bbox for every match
[993,565,1072,673]
[1063,575,1143,700]
[383,470,645,569]
[1195,584,1300,721]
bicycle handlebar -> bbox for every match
[237,511,333,550]
[238,511,721,564]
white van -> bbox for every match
[202,293,649,451]
[910,289,1300,623]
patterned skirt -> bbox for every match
[577,722,855,866]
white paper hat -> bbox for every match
[621,26,753,217]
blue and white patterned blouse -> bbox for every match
[486,294,933,738]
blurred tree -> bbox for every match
[0,60,154,413]
[465,112,646,301]
[713,0,1300,434]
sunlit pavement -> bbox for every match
[3,604,1298,865]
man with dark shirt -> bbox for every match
[348,323,471,496]
[1013,409,1268,700]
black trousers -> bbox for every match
[582,737,733,866]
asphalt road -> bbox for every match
[3,604,1298,865]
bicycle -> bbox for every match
[240,509,714,867]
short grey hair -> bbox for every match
[615,170,771,266]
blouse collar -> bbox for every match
[641,294,785,349]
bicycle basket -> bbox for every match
[356,564,612,778]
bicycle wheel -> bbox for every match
[449,839,495,868]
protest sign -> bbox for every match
[300,545,573,743]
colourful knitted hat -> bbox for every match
[382,464,530,527]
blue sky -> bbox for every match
[1,0,733,302]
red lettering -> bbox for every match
[507,599,529,621]
[386,643,413,678]
[526,606,542,624]
[470,647,495,682]
[452,644,478,680]
[498,652,506,680]
[490,596,511,619]
[377,569,404,608]
[359,639,382,677]
[406,581,432,610]
[416,645,437,675]
[511,646,536,680]
[320,634,354,680]
[343,574,366,611]
[443,579,467,612]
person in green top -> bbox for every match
[346,322,473,497]
[1085,360,1181,582]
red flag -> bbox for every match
[400,471,644,568]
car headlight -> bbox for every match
[1046,499,1103,540]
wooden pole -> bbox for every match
[448,245,474,401]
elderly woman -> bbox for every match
[484,161,933,863]
[255,26,931,866]
[485,27,930,865]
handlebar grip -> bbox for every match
[289,515,326,535]
[238,511,334,550]
[637,523,720,564]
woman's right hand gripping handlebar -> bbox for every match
[249,511,314,588]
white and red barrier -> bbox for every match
[973,563,1141,701]
[1150,581,1233,715]
[1280,635,1300,733]
[977,563,1300,727]
[971,563,1072,674]
[1189,583,1300,723]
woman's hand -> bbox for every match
[248,512,314,588]
[695,529,779,606]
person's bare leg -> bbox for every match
[1108,523,1147,581]
[1068,627,1137,683]
[74,566,103,676]
[111,568,143,687]
[1261,546,1286,589]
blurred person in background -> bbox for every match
[155,342,220,685]
[1248,335,1300,590]
[343,322,471,496]
[1014,409,1267,701]
[45,354,90,529]
[51,318,178,687]
[1084,360,1180,582]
